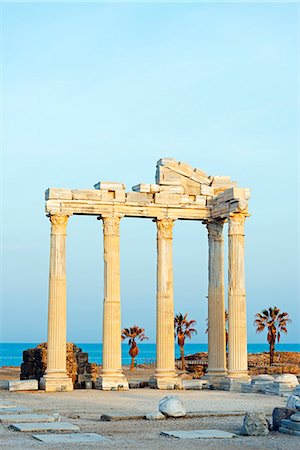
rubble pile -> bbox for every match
[20,343,98,388]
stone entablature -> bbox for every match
[45,158,250,220]
[41,158,251,392]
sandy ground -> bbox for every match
[1,386,299,449]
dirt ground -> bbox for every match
[1,382,299,449]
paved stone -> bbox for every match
[32,433,107,443]
[8,380,38,391]
[100,412,144,421]
[0,413,59,423]
[0,407,33,414]
[9,421,80,432]
[160,430,236,439]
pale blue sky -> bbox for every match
[1,1,299,344]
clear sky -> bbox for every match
[1,1,299,344]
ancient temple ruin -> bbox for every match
[40,158,250,392]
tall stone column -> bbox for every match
[40,215,73,392]
[206,220,227,381]
[96,215,128,390]
[151,218,179,389]
[227,213,249,379]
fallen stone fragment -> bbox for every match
[9,421,80,432]
[272,407,295,431]
[32,433,107,443]
[0,413,60,423]
[241,412,269,436]
[8,380,38,392]
[0,407,33,414]
[161,430,236,439]
[159,396,186,418]
[100,412,144,421]
[145,412,166,420]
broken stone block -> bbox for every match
[33,433,107,443]
[272,408,295,431]
[10,421,80,432]
[159,396,186,418]
[132,183,151,193]
[8,380,38,392]
[145,412,166,420]
[241,412,269,436]
[45,188,72,200]
[94,181,125,191]
[160,430,236,439]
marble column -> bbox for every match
[206,220,227,380]
[40,214,73,392]
[96,215,128,390]
[151,218,179,389]
[227,213,249,379]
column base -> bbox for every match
[95,372,129,391]
[39,374,73,392]
[203,369,228,388]
[219,373,251,392]
[149,370,182,390]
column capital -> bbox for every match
[156,218,174,240]
[49,214,69,235]
[102,215,121,236]
[206,220,225,241]
[228,213,246,236]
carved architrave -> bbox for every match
[206,220,224,241]
[50,215,69,235]
[156,218,174,240]
[102,216,121,236]
[228,214,246,236]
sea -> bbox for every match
[0,343,299,367]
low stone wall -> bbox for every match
[20,343,98,388]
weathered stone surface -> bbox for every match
[132,183,151,193]
[182,380,207,390]
[45,188,72,200]
[154,192,181,205]
[281,419,300,430]
[0,413,59,423]
[0,407,33,414]
[241,412,269,436]
[8,380,38,391]
[272,407,295,431]
[126,192,153,204]
[145,412,166,420]
[71,190,102,200]
[277,374,299,387]
[10,421,80,432]
[33,433,107,443]
[279,426,300,436]
[0,380,9,389]
[94,181,125,190]
[286,395,300,409]
[159,396,186,418]
[291,412,300,422]
[160,430,236,439]
[100,413,144,421]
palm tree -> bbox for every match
[121,326,149,371]
[254,307,291,365]
[174,313,197,370]
[206,310,229,349]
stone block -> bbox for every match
[94,181,125,190]
[45,188,72,200]
[126,192,154,204]
[156,166,183,185]
[272,408,295,431]
[10,421,80,432]
[132,183,151,193]
[8,380,38,392]
[179,195,191,204]
[182,380,207,390]
[286,395,300,409]
[210,176,232,185]
[150,184,160,193]
[222,187,251,202]
[154,192,181,205]
[194,195,206,206]
[281,419,300,431]
[159,396,186,417]
[159,185,185,194]
[160,430,236,439]
[114,190,126,202]
[0,407,33,414]
[0,380,9,389]
[157,158,178,166]
[200,185,214,196]
[145,412,166,420]
[279,426,300,436]
[71,189,102,200]
[0,413,60,423]
[241,412,269,436]
[33,433,107,443]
